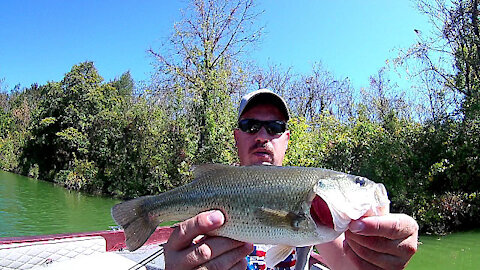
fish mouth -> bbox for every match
[310,195,334,229]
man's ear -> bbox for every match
[233,129,239,147]
[283,130,290,150]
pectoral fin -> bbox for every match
[255,207,307,230]
[265,245,295,268]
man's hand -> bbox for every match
[344,213,419,270]
[163,210,254,270]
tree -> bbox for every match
[149,0,262,163]
[396,0,479,118]
[21,62,126,186]
[250,63,295,99]
[361,67,412,124]
[0,79,12,138]
[149,0,264,164]
[0,96,12,138]
[395,0,480,195]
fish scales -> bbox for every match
[198,166,318,244]
[146,165,319,244]
[111,164,389,253]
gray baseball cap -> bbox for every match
[238,89,290,121]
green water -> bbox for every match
[407,230,480,270]
[0,170,120,237]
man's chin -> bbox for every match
[251,158,274,166]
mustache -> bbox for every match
[249,142,274,154]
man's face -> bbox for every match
[234,103,290,166]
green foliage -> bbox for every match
[0,108,13,138]
[0,136,18,171]
[8,63,198,199]
[89,99,190,198]
[20,62,105,180]
[284,117,320,167]
[0,87,36,172]
[408,192,480,234]
[55,158,98,190]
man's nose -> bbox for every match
[254,126,271,142]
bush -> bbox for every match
[54,158,98,191]
[403,192,480,234]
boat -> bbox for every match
[0,227,173,270]
[0,227,329,269]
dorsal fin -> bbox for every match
[193,164,231,178]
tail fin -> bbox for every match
[111,196,160,251]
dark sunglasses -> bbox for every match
[238,119,287,135]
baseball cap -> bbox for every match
[238,89,290,121]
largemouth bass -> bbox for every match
[111,164,389,268]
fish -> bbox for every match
[111,164,389,268]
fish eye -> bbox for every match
[317,180,325,188]
[355,177,366,187]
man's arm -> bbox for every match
[315,213,418,270]
[163,210,254,270]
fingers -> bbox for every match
[164,210,253,270]
[349,213,419,240]
[230,258,249,270]
[345,230,417,258]
[195,242,253,270]
[345,213,419,270]
[345,231,411,269]
[167,210,225,250]
[166,236,250,269]
[343,240,384,270]
[185,237,249,266]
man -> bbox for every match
[163,89,418,270]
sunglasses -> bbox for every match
[238,119,287,135]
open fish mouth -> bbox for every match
[310,195,334,229]
[311,182,391,232]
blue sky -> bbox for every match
[0,0,430,91]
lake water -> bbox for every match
[0,170,119,237]
[1,170,479,269]
[407,229,480,270]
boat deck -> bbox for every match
[0,227,328,269]
[0,228,172,270]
